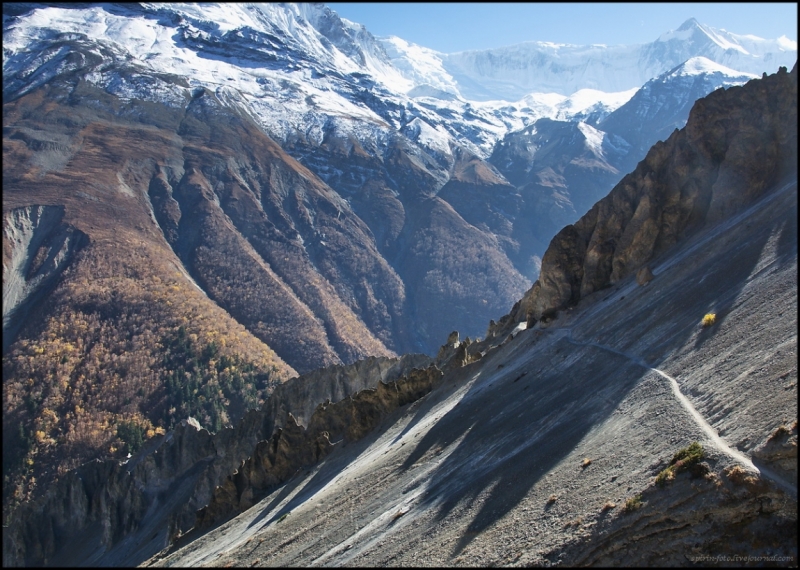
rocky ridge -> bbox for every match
[493,63,798,333]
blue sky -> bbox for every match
[326,3,798,53]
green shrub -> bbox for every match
[623,495,643,512]
[656,442,704,486]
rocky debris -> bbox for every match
[752,421,798,484]
[195,365,443,530]
[502,64,797,329]
[635,265,654,286]
[558,462,796,566]
[1,354,432,567]
[2,205,88,351]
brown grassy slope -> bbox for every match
[1,226,296,512]
[2,83,328,516]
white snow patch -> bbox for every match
[671,56,759,78]
[577,121,605,157]
[403,117,452,157]
[554,87,638,120]
[777,35,798,51]
[379,36,458,96]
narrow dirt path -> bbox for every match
[547,327,797,497]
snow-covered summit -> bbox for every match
[663,56,760,79]
[2,5,792,159]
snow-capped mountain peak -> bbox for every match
[657,17,747,55]
[665,56,759,79]
[2,3,794,158]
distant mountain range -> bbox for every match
[385,17,794,100]
[2,2,796,527]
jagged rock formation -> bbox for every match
[1,353,431,567]
[435,330,485,371]
[195,365,442,530]
[495,64,798,331]
[263,353,432,428]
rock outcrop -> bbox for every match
[635,265,654,286]
[559,460,796,566]
[752,421,798,484]
[195,365,443,530]
[493,64,797,331]
[263,353,432,428]
[434,330,487,371]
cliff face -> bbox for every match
[500,64,797,328]
[1,353,432,567]
[195,365,442,530]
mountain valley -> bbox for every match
[2,3,797,566]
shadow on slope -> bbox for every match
[392,176,796,557]
[398,332,645,557]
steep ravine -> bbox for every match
[2,205,88,352]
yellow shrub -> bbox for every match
[701,313,716,327]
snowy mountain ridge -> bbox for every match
[1,2,792,358]
[4,4,792,159]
